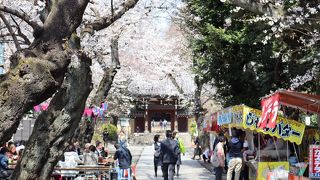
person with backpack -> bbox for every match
[211,135,226,180]
[160,130,180,180]
[152,134,162,177]
[114,143,133,179]
[227,129,243,180]
[172,131,185,177]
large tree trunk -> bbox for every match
[11,52,92,180]
[77,38,120,145]
[0,0,90,145]
[194,75,203,132]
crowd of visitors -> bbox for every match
[0,138,134,179]
[61,141,109,167]
[0,141,25,179]
[191,128,256,180]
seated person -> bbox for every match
[83,145,98,165]
[0,147,13,179]
[64,144,83,164]
[83,143,91,154]
[58,145,83,178]
[95,142,107,158]
[7,144,18,161]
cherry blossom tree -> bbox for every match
[1,0,199,179]
[0,0,139,179]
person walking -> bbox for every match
[214,135,226,180]
[152,134,162,177]
[192,137,201,160]
[172,131,186,177]
[152,119,155,128]
[160,120,163,130]
[163,119,168,130]
[160,130,180,180]
[114,143,133,179]
[227,129,243,180]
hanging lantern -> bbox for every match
[305,116,311,125]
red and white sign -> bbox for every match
[309,145,320,178]
[258,93,280,129]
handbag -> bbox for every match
[210,145,220,167]
[154,143,161,158]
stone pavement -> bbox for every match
[136,145,216,180]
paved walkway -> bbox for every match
[136,145,216,180]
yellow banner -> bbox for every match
[257,162,289,180]
[242,106,305,145]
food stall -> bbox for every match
[217,105,306,180]
[258,90,320,179]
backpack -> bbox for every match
[210,145,220,167]
[154,142,161,158]
[177,138,186,154]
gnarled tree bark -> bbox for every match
[0,0,90,145]
[11,53,92,180]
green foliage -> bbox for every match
[102,123,118,141]
[183,0,320,108]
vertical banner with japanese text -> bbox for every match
[259,93,280,129]
[309,145,320,178]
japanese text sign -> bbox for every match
[217,105,243,126]
[310,145,320,178]
[217,107,232,126]
[259,93,280,129]
[243,106,305,145]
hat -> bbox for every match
[243,140,249,148]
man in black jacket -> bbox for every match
[114,144,132,179]
[160,130,180,180]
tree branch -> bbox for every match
[0,13,21,50]
[167,73,184,95]
[227,0,284,18]
[10,15,31,45]
[84,0,139,32]
[92,37,120,106]
[0,5,42,30]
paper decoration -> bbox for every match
[33,102,109,120]
[33,105,41,112]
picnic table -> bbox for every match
[53,164,113,180]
